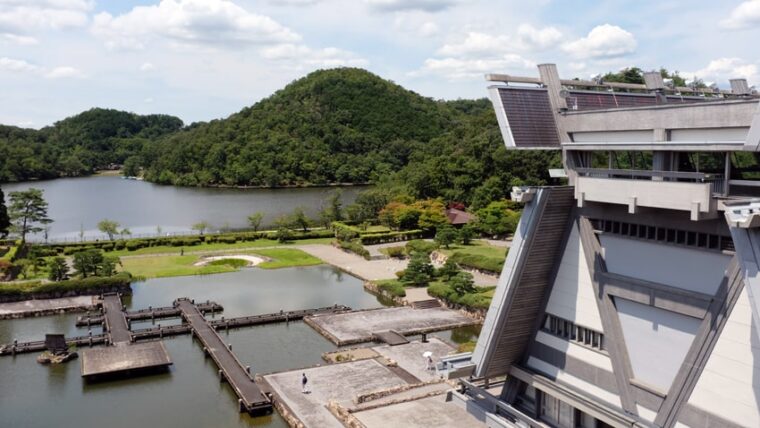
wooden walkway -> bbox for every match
[0,305,352,356]
[102,294,131,344]
[76,301,223,327]
[176,298,272,414]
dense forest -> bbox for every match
[0,68,560,207]
[0,109,182,182]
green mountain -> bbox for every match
[0,68,558,207]
[143,68,458,186]
[0,108,182,182]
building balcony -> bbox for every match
[574,168,722,220]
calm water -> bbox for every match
[0,266,478,428]
[1,176,362,241]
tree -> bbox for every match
[192,221,210,235]
[72,249,119,277]
[414,199,447,231]
[274,216,293,243]
[72,249,103,278]
[450,271,476,295]
[8,188,52,244]
[290,207,311,232]
[435,225,457,249]
[247,212,264,232]
[119,227,132,239]
[98,219,120,241]
[326,189,343,222]
[48,257,68,281]
[122,155,140,177]
[438,257,460,281]
[475,201,520,237]
[458,224,475,245]
[0,187,9,238]
[402,252,435,286]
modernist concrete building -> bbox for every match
[454,64,760,428]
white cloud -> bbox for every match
[268,0,321,4]
[393,14,440,37]
[720,0,760,30]
[144,97,154,103]
[45,66,84,79]
[140,62,155,71]
[0,57,84,79]
[0,0,93,36]
[261,44,368,67]
[516,24,562,50]
[683,57,759,86]
[364,0,458,12]
[413,54,534,80]
[1,33,39,45]
[0,57,40,72]
[437,32,509,57]
[562,24,636,59]
[91,0,301,50]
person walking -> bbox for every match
[301,373,309,393]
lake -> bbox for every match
[0,266,479,428]
[1,176,363,241]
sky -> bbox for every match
[2,0,760,128]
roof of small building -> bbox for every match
[446,208,475,225]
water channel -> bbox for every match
[0,266,480,427]
[1,176,363,241]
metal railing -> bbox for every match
[575,168,725,195]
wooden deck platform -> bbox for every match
[176,298,272,414]
[372,330,409,346]
[102,294,131,344]
[75,301,224,327]
[80,341,172,378]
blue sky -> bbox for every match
[1,0,760,128]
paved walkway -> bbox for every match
[0,296,97,318]
[297,245,407,281]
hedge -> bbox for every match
[0,273,133,296]
[427,282,493,309]
[338,240,370,260]
[405,240,439,255]
[375,279,406,297]
[46,229,335,255]
[359,230,426,245]
[448,252,504,274]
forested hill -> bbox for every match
[0,109,182,182]
[0,67,559,207]
[143,68,458,186]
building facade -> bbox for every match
[456,64,760,428]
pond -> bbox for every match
[1,176,363,241]
[0,266,478,427]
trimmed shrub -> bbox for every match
[383,246,406,259]
[359,230,426,245]
[447,252,504,274]
[0,273,133,296]
[375,280,406,297]
[405,239,438,255]
[338,240,370,260]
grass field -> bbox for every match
[120,247,324,278]
[110,237,333,257]
[119,255,240,278]
[249,248,322,269]
[438,240,507,260]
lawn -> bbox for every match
[109,237,333,257]
[120,255,240,278]
[438,240,507,259]
[248,248,322,269]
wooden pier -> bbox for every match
[175,298,272,414]
[0,304,352,356]
[75,301,223,327]
[102,293,131,344]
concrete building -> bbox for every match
[453,64,760,427]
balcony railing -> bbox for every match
[574,168,725,195]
